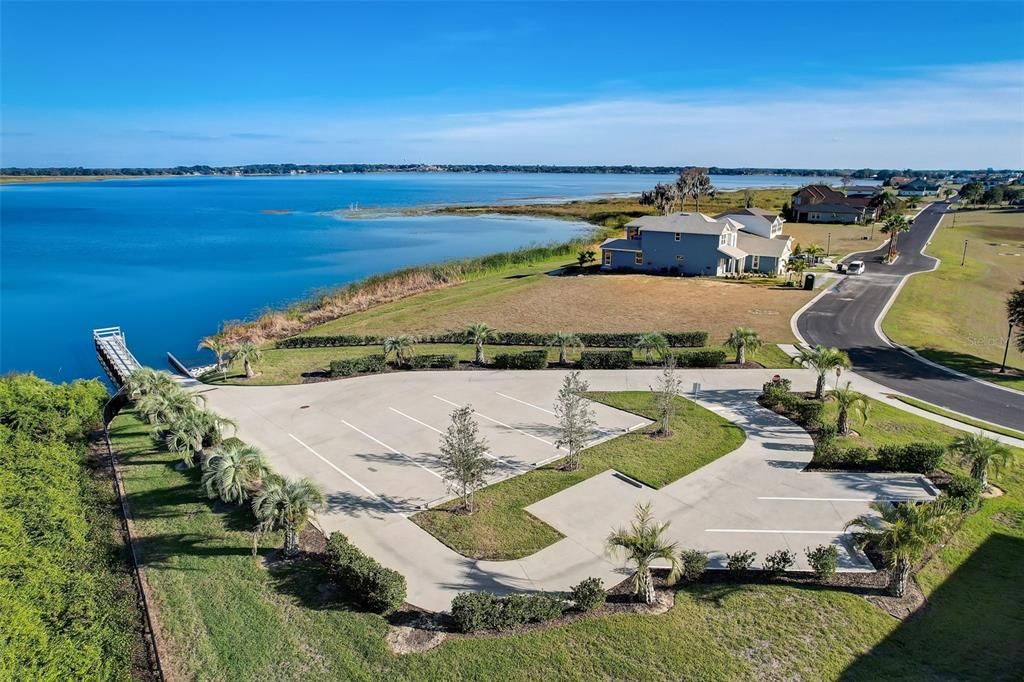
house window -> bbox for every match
[751,255,760,270]
[603,250,611,265]
[634,252,643,265]
[674,233,681,241]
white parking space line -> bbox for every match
[758,496,915,502]
[388,406,518,469]
[340,419,444,480]
[287,433,405,517]
[705,528,842,534]
[433,394,564,450]
[495,391,555,415]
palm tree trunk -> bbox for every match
[737,343,746,365]
[890,559,910,597]
[837,408,849,435]
[475,343,485,365]
[815,374,826,400]
[284,524,299,557]
[559,347,567,365]
[245,359,254,378]
[640,569,656,605]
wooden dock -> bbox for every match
[93,327,141,388]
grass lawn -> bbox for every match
[411,391,746,560]
[889,395,1024,441]
[783,221,882,259]
[882,207,1024,390]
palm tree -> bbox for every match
[547,331,584,365]
[633,332,669,365]
[880,215,910,262]
[201,442,270,504]
[606,502,682,605]
[846,500,954,597]
[804,243,825,264]
[164,408,208,467]
[465,323,499,364]
[950,432,1013,491]
[787,258,807,284]
[234,341,263,378]
[828,382,869,435]
[136,385,201,426]
[198,334,230,372]
[725,327,762,365]
[252,476,325,557]
[793,345,852,399]
[126,367,177,399]
[382,334,417,365]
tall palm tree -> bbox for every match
[828,382,869,435]
[793,345,852,399]
[606,502,682,605]
[465,323,499,365]
[950,432,1013,491]
[846,500,954,597]
[880,215,910,262]
[198,335,231,372]
[633,332,669,365]
[252,476,325,557]
[234,341,263,378]
[201,442,270,504]
[382,334,417,365]
[725,327,762,365]
[547,331,584,365]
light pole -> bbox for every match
[826,233,832,258]
[961,240,968,266]
[1000,323,1014,373]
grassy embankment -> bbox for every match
[882,208,1024,391]
[412,391,745,560]
[110,398,1024,680]
[0,175,135,184]
[890,395,1024,441]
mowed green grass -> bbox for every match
[883,208,1024,390]
[890,395,1024,441]
[411,391,746,560]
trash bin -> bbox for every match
[804,273,815,290]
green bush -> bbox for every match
[727,550,757,571]
[946,473,982,512]
[805,544,839,580]
[577,350,634,369]
[325,532,407,614]
[329,354,388,377]
[877,442,945,473]
[676,349,728,368]
[450,592,500,633]
[760,378,792,407]
[449,592,565,632]
[279,330,708,349]
[492,350,549,370]
[680,549,709,581]
[763,549,796,576]
[405,354,458,370]
[569,577,606,611]
[794,398,824,426]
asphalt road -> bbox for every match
[796,202,1024,430]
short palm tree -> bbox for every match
[465,323,499,364]
[198,335,231,372]
[828,382,869,435]
[725,327,762,365]
[787,258,807,284]
[804,243,825,263]
[880,215,910,262]
[136,385,201,426]
[201,442,270,504]
[234,341,263,378]
[252,476,325,557]
[606,502,682,605]
[547,331,584,365]
[633,332,669,365]
[950,431,1013,491]
[164,408,208,467]
[382,334,417,365]
[846,500,954,597]
[794,345,852,399]
[126,367,177,399]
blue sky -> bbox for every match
[2,1,1023,168]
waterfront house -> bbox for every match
[790,183,878,223]
[897,178,940,196]
[844,184,881,198]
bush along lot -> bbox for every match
[281,329,710,349]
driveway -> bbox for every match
[795,201,1024,430]
[199,368,935,611]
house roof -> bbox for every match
[737,233,792,258]
[792,184,845,202]
[793,202,865,215]
[721,207,781,221]
[845,185,880,194]
[599,238,642,252]
[718,213,775,233]
[625,212,734,235]
[717,244,747,260]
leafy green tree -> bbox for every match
[554,371,596,470]
[234,341,264,378]
[950,431,1014,491]
[633,332,669,365]
[382,334,417,365]
[846,500,954,597]
[793,345,852,399]
[828,382,869,435]
[252,476,325,557]
[201,442,270,503]
[438,405,495,514]
[465,323,499,364]
[725,327,762,365]
[1008,280,1024,353]
[959,181,983,205]
[576,250,596,267]
[606,502,682,604]
[547,331,584,365]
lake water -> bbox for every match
[1,172,839,382]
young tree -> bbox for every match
[465,322,499,364]
[576,250,596,268]
[201,442,271,503]
[950,431,1013,491]
[794,345,852,400]
[125,367,177,399]
[1007,280,1024,353]
[846,500,954,597]
[725,327,762,365]
[633,332,669,365]
[383,334,417,365]
[554,371,596,470]
[650,357,681,436]
[880,215,910,262]
[606,502,682,605]
[828,382,869,435]
[252,476,325,557]
[547,331,584,365]
[234,341,264,378]
[438,405,495,514]
[786,258,807,284]
[198,334,230,372]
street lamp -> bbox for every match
[1000,323,1014,373]
[961,240,968,266]
[826,233,832,258]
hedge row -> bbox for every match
[278,330,709,349]
[450,592,565,633]
[405,354,458,370]
[329,354,388,377]
[493,350,549,369]
[577,350,634,369]
[325,532,407,614]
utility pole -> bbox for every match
[826,233,832,258]
[961,240,968,266]
[1000,323,1013,373]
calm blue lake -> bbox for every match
[1,172,836,382]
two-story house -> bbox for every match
[790,184,879,223]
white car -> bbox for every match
[846,260,866,274]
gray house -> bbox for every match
[600,211,792,277]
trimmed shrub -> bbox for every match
[492,350,549,370]
[279,330,709,349]
[680,549,709,582]
[837,446,872,468]
[569,577,606,612]
[763,549,796,576]
[760,378,792,407]
[577,350,634,369]
[450,592,565,632]
[727,550,757,571]
[405,353,458,370]
[877,442,945,473]
[805,544,839,580]
[677,349,727,368]
[329,353,389,377]
[325,532,407,614]
[793,398,824,426]
[946,472,982,512]
[450,592,499,633]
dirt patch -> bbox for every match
[982,485,1005,499]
